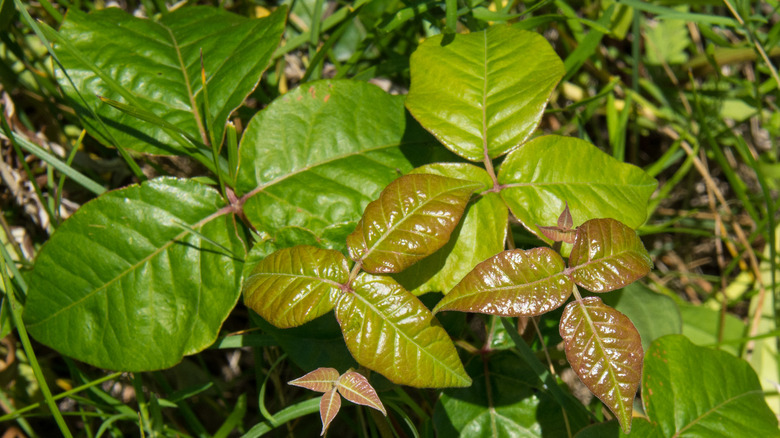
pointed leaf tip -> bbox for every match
[560,297,643,433]
[569,218,653,293]
[337,371,387,416]
[347,173,481,274]
[288,367,340,393]
[319,388,341,435]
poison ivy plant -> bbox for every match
[22,12,673,436]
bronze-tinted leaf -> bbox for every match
[336,371,387,415]
[560,296,643,433]
[243,246,349,328]
[346,174,481,274]
[288,367,339,393]
[334,273,471,388]
[569,218,652,293]
[433,248,574,316]
[319,388,341,436]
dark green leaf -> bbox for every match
[335,273,470,388]
[560,297,643,433]
[55,7,286,155]
[569,218,653,292]
[434,248,573,316]
[346,174,481,274]
[406,26,564,161]
[243,245,349,328]
[24,178,245,371]
[497,135,657,242]
[600,283,681,350]
[238,80,437,248]
[643,335,779,437]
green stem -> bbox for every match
[0,258,73,437]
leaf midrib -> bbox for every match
[346,284,469,385]
[27,207,230,328]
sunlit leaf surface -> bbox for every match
[55,7,286,155]
[335,273,470,387]
[24,178,245,371]
[560,296,643,433]
[347,174,481,273]
[569,218,652,292]
[243,246,349,328]
[498,135,657,243]
[407,25,564,161]
[434,248,573,316]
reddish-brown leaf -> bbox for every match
[288,367,339,393]
[568,218,652,292]
[336,371,387,415]
[560,296,643,433]
[346,173,481,274]
[433,248,574,316]
[319,388,341,436]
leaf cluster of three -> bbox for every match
[21,7,657,433]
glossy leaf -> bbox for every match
[336,371,387,415]
[243,246,349,329]
[319,388,341,435]
[560,296,643,434]
[600,283,681,350]
[55,7,286,155]
[346,174,481,274]
[434,248,573,316]
[238,80,438,248]
[289,368,339,393]
[569,218,653,292]
[24,178,245,371]
[643,335,779,437]
[406,25,564,161]
[433,352,589,437]
[334,273,470,388]
[396,164,507,295]
[498,135,657,242]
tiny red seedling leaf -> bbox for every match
[537,225,576,244]
[568,218,652,292]
[346,173,481,274]
[288,367,340,393]
[243,245,349,328]
[558,202,574,229]
[336,371,387,415]
[560,296,643,434]
[434,248,573,316]
[319,388,341,436]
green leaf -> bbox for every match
[433,248,573,316]
[54,6,286,155]
[24,178,245,371]
[560,296,643,434]
[569,218,653,293]
[599,283,681,350]
[238,80,437,248]
[334,273,470,388]
[497,135,657,242]
[406,26,564,161]
[346,174,481,274]
[433,351,589,437]
[642,335,779,437]
[396,164,508,295]
[289,368,339,393]
[678,302,745,356]
[336,371,386,415]
[243,246,349,329]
